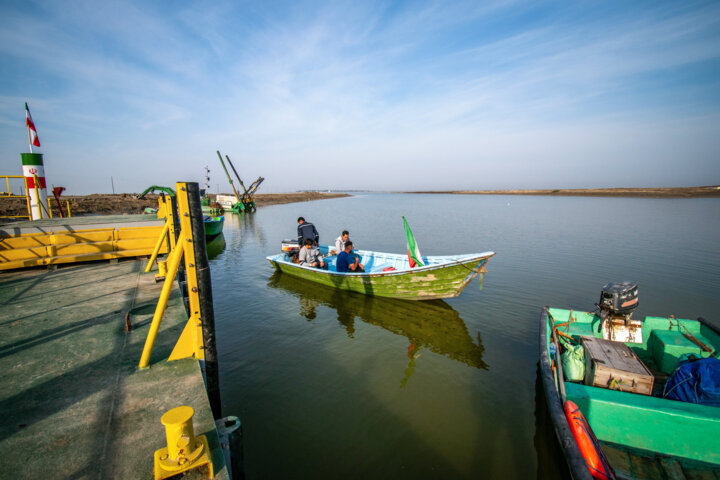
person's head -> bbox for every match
[304,238,313,248]
[341,230,349,241]
[344,241,353,252]
[297,216,305,224]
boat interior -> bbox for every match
[276,244,476,274]
[546,307,720,475]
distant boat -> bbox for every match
[203,215,224,239]
[266,245,494,300]
[540,286,720,479]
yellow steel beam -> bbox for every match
[165,195,177,251]
[0,248,164,271]
[145,220,170,272]
[174,182,204,360]
[138,231,186,369]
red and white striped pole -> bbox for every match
[21,153,48,220]
[23,103,48,220]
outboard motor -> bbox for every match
[598,281,639,316]
[281,239,300,262]
[596,281,642,343]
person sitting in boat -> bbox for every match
[337,241,364,273]
[299,238,327,269]
[297,217,319,247]
[334,230,351,255]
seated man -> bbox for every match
[298,238,327,269]
[334,230,351,255]
[336,241,364,273]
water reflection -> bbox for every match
[206,233,226,260]
[233,211,267,248]
[267,272,488,378]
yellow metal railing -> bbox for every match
[33,174,52,219]
[139,184,205,368]
[0,175,32,219]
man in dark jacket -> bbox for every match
[297,217,319,247]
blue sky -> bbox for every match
[1,0,719,194]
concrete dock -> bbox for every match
[0,258,228,479]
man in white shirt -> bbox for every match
[335,230,350,255]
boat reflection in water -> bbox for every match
[267,271,487,386]
[205,233,226,260]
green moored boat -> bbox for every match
[266,245,494,301]
[203,215,224,239]
[540,282,720,480]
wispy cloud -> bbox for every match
[0,0,718,192]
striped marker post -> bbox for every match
[21,153,48,220]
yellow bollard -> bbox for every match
[154,259,168,282]
[154,406,213,480]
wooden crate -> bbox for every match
[580,336,654,395]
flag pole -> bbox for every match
[25,102,34,153]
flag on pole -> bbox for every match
[25,102,41,147]
[402,216,424,268]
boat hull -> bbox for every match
[267,249,494,300]
[540,308,720,479]
[203,216,224,238]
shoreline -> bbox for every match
[405,186,720,198]
[0,192,350,218]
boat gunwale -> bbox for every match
[539,307,594,480]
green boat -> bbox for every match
[540,283,720,480]
[203,215,224,239]
[266,245,494,301]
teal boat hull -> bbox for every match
[540,307,720,479]
[203,215,224,238]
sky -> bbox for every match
[1,0,719,194]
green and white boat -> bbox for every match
[266,245,494,301]
[540,283,720,480]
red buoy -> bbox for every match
[564,400,616,480]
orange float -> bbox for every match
[564,400,616,480]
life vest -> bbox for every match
[564,400,616,480]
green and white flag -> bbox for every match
[402,216,424,268]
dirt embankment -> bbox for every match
[407,186,720,198]
[0,192,350,218]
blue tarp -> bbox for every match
[662,356,720,406]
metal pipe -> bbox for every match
[139,232,186,369]
[216,150,242,203]
[225,155,248,195]
[548,310,567,403]
[33,174,42,219]
[186,182,222,419]
[145,220,171,272]
[25,178,32,219]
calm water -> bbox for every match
[207,194,720,479]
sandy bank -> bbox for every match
[407,186,720,198]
